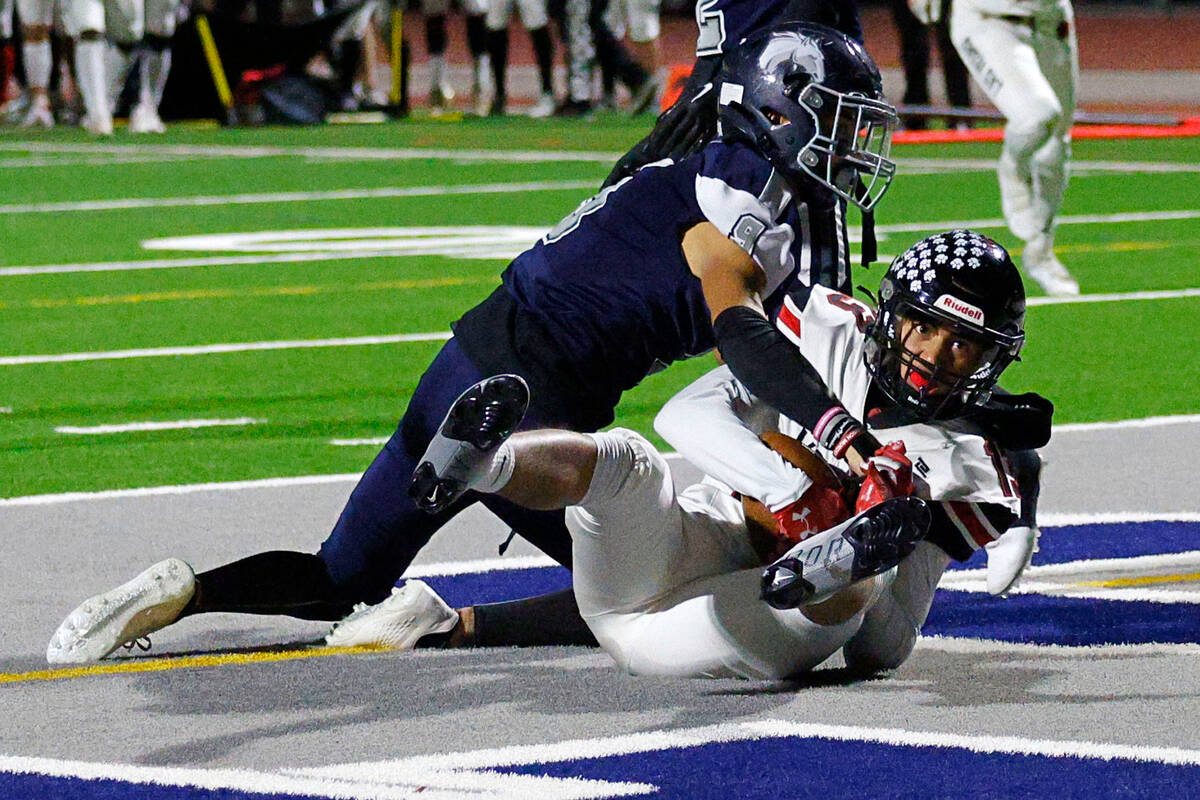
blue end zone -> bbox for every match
[948,520,1200,570]
[925,590,1200,645]
[424,566,573,608]
[500,736,1200,799]
[418,521,1200,647]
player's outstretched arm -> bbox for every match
[683,222,880,474]
[655,365,817,510]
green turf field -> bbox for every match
[1,120,1198,497]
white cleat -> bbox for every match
[325,580,459,649]
[527,92,555,119]
[129,103,166,134]
[1023,236,1079,296]
[82,112,114,136]
[985,524,1040,596]
[46,558,196,664]
[20,98,54,128]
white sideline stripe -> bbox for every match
[300,718,1200,781]
[0,332,452,366]
[0,754,602,800]
[915,635,1200,658]
[0,179,595,215]
[0,474,362,506]
[407,555,560,578]
[939,551,1200,602]
[1053,414,1200,432]
[330,437,391,446]
[55,418,261,435]
[1040,511,1200,526]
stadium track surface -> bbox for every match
[1,422,1198,798]
[401,3,1200,114]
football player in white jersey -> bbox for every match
[102,0,181,133]
[16,0,115,132]
[358,230,1041,679]
[919,0,1079,296]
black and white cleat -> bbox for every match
[761,496,931,610]
[409,374,529,514]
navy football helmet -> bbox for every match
[864,230,1026,418]
[716,21,898,210]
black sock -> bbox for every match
[473,588,598,647]
[486,28,508,104]
[466,14,487,59]
[530,26,553,95]
[425,13,447,56]
[187,551,357,621]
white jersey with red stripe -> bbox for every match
[658,285,1018,559]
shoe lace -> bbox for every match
[122,636,153,653]
[329,602,372,632]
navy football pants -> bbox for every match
[316,337,577,603]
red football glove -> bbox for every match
[769,485,851,559]
[855,441,916,513]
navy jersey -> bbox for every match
[695,0,862,57]
[453,141,848,431]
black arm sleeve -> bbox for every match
[713,305,879,458]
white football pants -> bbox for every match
[567,429,872,680]
[951,0,1077,242]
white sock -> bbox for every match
[468,441,516,494]
[74,39,110,123]
[103,42,132,109]
[22,40,52,91]
[429,55,445,89]
[139,46,172,109]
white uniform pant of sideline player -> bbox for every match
[567,429,871,680]
[486,0,547,31]
[950,0,1076,242]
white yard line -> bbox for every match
[3,142,1197,173]
[0,249,456,277]
[55,418,261,435]
[0,179,595,215]
[1027,287,1200,306]
[0,332,452,366]
[874,208,1200,235]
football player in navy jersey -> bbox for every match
[46,22,903,664]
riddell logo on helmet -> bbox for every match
[934,294,984,323]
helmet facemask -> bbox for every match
[794,83,898,210]
[866,294,1024,420]
[715,24,899,211]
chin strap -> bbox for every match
[856,179,878,268]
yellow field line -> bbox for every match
[2,276,487,310]
[1052,241,1175,254]
[0,644,386,684]
[1074,571,1200,588]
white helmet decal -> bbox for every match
[757,32,825,83]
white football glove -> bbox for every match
[908,0,942,24]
